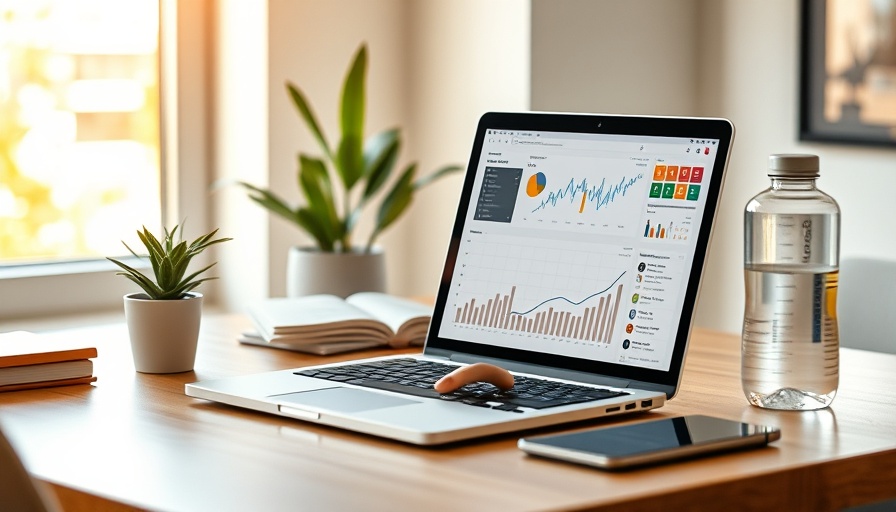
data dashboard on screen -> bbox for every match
[436,129,720,372]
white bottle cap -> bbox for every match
[768,154,819,178]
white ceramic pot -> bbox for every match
[123,292,202,373]
[287,247,386,298]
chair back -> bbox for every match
[838,257,896,354]
[0,426,59,512]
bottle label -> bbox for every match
[812,273,822,342]
[802,219,813,264]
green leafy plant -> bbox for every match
[235,43,462,253]
[107,225,232,300]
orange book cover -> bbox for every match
[0,331,98,368]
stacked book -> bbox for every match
[243,292,432,355]
[0,331,97,392]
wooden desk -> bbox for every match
[1,316,895,512]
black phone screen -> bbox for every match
[519,415,779,468]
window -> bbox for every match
[0,0,210,318]
[0,0,162,265]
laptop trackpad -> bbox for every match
[275,387,420,413]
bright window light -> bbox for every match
[66,79,147,112]
[0,0,161,265]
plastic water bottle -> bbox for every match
[742,154,840,410]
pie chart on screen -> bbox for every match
[527,172,546,197]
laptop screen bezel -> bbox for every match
[423,111,734,396]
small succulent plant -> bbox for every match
[107,225,231,300]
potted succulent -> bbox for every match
[107,225,231,373]
[235,43,461,297]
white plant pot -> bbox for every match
[123,292,203,374]
[287,246,386,298]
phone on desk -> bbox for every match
[518,415,780,470]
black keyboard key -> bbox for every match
[347,378,442,399]
[498,395,598,410]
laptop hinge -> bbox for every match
[446,352,631,389]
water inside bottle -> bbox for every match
[742,264,839,410]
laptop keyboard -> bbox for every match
[294,358,628,413]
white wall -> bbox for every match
[531,0,699,116]
[213,0,269,312]
[531,0,896,334]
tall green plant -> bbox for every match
[236,44,461,253]
[108,225,231,300]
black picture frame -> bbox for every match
[800,0,896,146]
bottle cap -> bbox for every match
[768,154,819,178]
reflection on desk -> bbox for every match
[0,314,894,512]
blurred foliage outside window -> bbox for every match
[0,0,161,265]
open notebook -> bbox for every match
[187,111,734,445]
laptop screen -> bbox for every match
[427,112,734,392]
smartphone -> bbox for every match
[518,415,780,470]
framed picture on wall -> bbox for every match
[800,0,896,146]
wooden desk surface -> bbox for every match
[1,316,895,512]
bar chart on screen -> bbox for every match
[443,232,633,350]
[452,274,626,344]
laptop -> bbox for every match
[186,111,734,445]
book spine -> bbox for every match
[0,376,97,393]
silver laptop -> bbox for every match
[186,112,734,445]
